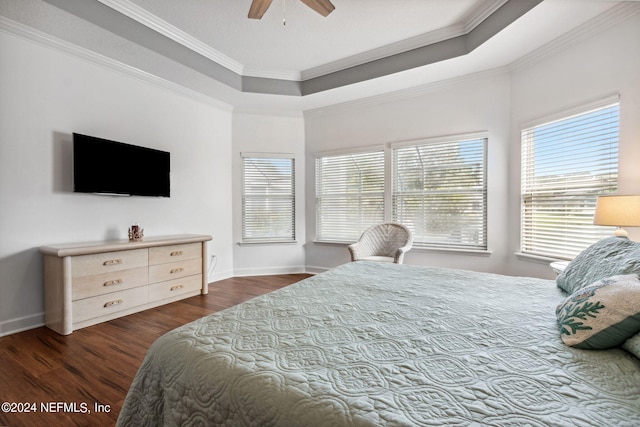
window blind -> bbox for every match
[392,136,487,250]
[242,155,295,243]
[521,102,619,259]
[315,150,385,242]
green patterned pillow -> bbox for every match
[556,236,640,294]
[556,274,640,349]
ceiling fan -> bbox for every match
[248,0,335,20]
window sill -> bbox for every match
[237,241,298,246]
[412,246,492,256]
[313,240,354,246]
[515,252,570,264]
[313,240,492,256]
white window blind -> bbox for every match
[521,102,619,259]
[315,149,385,242]
[392,136,487,250]
[242,155,295,243]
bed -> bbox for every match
[117,260,640,426]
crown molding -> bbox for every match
[303,67,509,118]
[241,66,303,81]
[97,0,511,83]
[300,24,467,81]
[0,16,233,112]
[509,1,640,72]
[97,0,302,81]
[35,0,540,96]
[301,0,509,81]
[304,1,640,116]
[463,0,509,33]
[96,0,244,75]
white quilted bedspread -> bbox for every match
[117,262,640,426]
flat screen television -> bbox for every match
[73,133,170,197]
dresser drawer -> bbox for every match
[148,275,202,302]
[71,249,148,277]
[149,257,201,283]
[72,286,148,323]
[149,243,201,265]
[72,267,148,300]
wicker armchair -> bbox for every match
[348,223,413,264]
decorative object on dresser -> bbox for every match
[550,260,570,275]
[128,223,144,241]
[40,234,212,335]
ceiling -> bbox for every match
[1,0,635,112]
[124,0,508,80]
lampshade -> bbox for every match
[593,195,640,236]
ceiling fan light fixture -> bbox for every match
[248,0,334,20]
[299,0,335,17]
[248,0,274,19]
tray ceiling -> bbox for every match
[0,0,633,111]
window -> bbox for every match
[392,134,487,250]
[241,154,295,243]
[315,149,385,242]
[521,101,619,259]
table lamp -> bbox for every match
[593,195,640,237]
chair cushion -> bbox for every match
[358,256,395,263]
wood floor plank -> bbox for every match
[0,274,311,427]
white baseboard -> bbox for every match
[208,269,234,284]
[304,265,330,275]
[232,265,308,277]
[0,313,45,337]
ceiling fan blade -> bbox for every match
[299,0,335,17]
[248,0,274,19]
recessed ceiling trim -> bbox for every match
[299,0,509,81]
[0,16,233,111]
[301,0,543,96]
[509,1,640,73]
[463,0,510,33]
[43,0,244,91]
[302,35,469,96]
[41,0,542,97]
[95,0,245,75]
[300,24,468,81]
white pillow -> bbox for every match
[622,332,640,359]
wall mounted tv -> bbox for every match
[73,133,170,197]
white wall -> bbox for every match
[507,12,640,279]
[231,112,306,276]
[3,10,639,336]
[304,71,513,274]
[0,31,234,335]
[304,12,640,278]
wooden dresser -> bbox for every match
[40,234,212,335]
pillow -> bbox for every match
[556,274,640,349]
[622,332,640,359]
[556,236,640,294]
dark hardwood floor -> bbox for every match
[0,274,310,427]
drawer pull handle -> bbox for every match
[170,251,183,256]
[103,279,123,287]
[103,259,123,266]
[170,267,185,274]
[170,284,184,291]
[104,299,123,308]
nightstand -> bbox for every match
[550,261,570,275]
